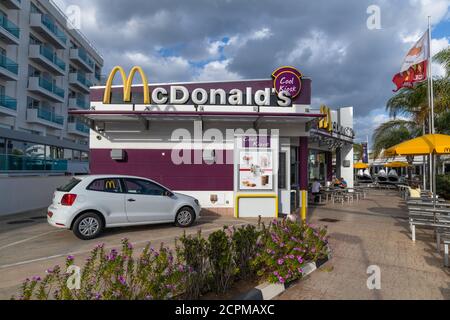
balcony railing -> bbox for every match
[0,14,20,39]
[0,154,68,171]
[39,46,66,71]
[76,47,94,69]
[0,95,17,110]
[37,77,65,98]
[77,73,93,88]
[0,54,18,74]
[41,14,67,44]
[33,107,64,125]
[72,97,89,109]
[75,122,90,133]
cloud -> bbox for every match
[54,0,450,142]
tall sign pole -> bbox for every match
[427,16,436,199]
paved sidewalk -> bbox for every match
[277,189,450,300]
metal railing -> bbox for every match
[0,154,67,171]
[39,45,66,71]
[33,107,64,125]
[76,73,93,88]
[41,14,67,44]
[37,76,65,98]
[74,121,90,133]
[76,47,94,69]
[0,14,20,38]
[0,94,17,110]
[0,54,18,74]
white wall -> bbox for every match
[0,175,72,216]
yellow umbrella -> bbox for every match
[354,162,369,169]
[384,134,450,157]
[384,161,410,168]
[384,133,450,206]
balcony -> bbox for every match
[27,107,64,129]
[0,154,68,172]
[28,76,65,102]
[68,97,90,110]
[0,94,17,116]
[68,121,90,137]
[69,48,94,72]
[30,13,67,49]
[0,14,20,45]
[69,73,92,93]
[29,45,66,76]
[0,54,18,81]
[3,0,21,10]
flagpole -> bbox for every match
[427,16,437,208]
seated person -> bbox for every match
[332,177,341,187]
[339,177,348,189]
[408,183,421,198]
[311,179,322,203]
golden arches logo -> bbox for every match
[103,66,150,104]
[105,180,116,189]
[318,105,332,132]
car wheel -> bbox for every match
[175,207,195,227]
[73,212,103,240]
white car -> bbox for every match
[47,175,201,240]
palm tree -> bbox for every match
[434,47,450,75]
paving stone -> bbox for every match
[276,189,450,300]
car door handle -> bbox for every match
[127,198,136,202]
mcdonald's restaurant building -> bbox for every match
[69,66,354,219]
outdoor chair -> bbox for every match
[408,207,450,242]
[444,239,449,267]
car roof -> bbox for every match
[75,175,155,180]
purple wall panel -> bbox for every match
[90,149,234,191]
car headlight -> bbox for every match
[194,199,200,206]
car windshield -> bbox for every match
[57,178,82,192]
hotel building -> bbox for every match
[0,0,103,175]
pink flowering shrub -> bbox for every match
[13,239,187,300]
[252,219,328,284]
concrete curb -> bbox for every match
[235,249,332,300]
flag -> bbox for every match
[392,30,429,92]
[392,60,427,92]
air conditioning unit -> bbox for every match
[110,149,125,161]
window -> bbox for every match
[81,152,89,161]
[63,149,73,160]
[87,178,122,193]
[123,178,166,196]
[57,178,81,192]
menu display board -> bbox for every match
[239,137,274,190]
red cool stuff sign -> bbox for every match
[272,66,303,98]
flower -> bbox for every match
[277,259,284,265]
[66,255,74,261]
[46,268,54,274]
[118,276,126,285]
[297,256,304,264]
[32,276,41,282]
[297,267,304,273]
[277,276,285,284]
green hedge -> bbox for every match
[437,174,450,200]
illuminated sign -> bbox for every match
[102,66,296,107]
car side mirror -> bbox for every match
[164,190,174,197]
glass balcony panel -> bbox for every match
[0,54,18,74]
[0,14,20,38]
[0,94,17,110]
